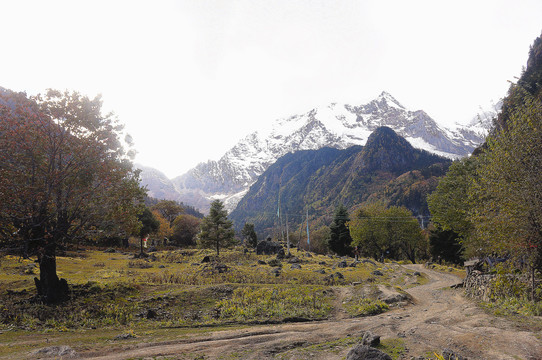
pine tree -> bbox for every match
[328,204,353,256]
[241,223,258,248]
[198,200,236,256]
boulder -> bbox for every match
[372,270,384,276]
[256,240,284,255]
[287,257,301,264]
[361,331,380,347]
[337,260,348,268]
[270,267,281,277]
[346,345,391,360]
[290,264,302,270]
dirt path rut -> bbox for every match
[78,264,542,360]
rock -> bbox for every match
[315,269,326,274]
[158,265,166,268]
[362,259,376,266]
[35,346,77,358]
[290,264,302,270]
[337,260,348,268]
[276,248,286,259]
[442,348,466,360]
[146,309,157,319]
[349,261,360,267]
[305,252,312,257]
[346,344,391,360]
[334,272,344,279]
[115,332,137,340]
[258,260,267,265]
[372,270,384,276]
[288,257,301,264]
[361,331,381,347]
[256,240,284,255]
[201,255,214,263]
[413,271,421,276]
[319,261,327,265]
[147,246,157,253]
[214,263,228,273]
[103,248,116,253]
[271,267,281,277]
[381,293,408,304]
[268,258,282,267]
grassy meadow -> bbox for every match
[0,246,426,358]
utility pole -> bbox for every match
[306,208,310,253]
[286,212,290,256]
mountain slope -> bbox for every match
[229,127,451,234]
[142,92,488,213]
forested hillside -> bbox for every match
[231,127,451,236]
[429,32,542,304]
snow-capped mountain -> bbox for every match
[136,164,184,203]
[146,92,492,213]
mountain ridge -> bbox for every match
[139,91,490,213]
[229,126,451,234]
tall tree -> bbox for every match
[151,200,184,227]
[138,207,160,253]
[151,210,173,241]
[469,93,542,298]
[328,204,353,256]
[0,88,145,302]
[241,223,258,248]
[171,214,201,246]
[350,202,423,262]
[427,157,479,239]
[197,200,236,256]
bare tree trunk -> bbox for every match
[34,241,69,303]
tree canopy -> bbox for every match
[0,88,146,302]
[350,202,423,262]
[328,204,352,256]
[197,200,236,255]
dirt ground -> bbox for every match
[58,265,542,359]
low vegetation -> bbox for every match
[0,247,420,337]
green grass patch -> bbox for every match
[376,338,406,359]
[216,285,333,322]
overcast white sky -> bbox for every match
[2,0,541,178]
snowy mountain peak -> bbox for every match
[140,92,493,213]
[376,91,405,110]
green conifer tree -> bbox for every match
[198,200,236,256]
[328,204,353,256]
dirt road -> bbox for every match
[79,264,542,360]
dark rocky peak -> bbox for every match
[360,127,417,173]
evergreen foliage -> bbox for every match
[328,205,353,256]
[138,208,160,238]
[241,223,258,248]
[198,200,236,255]
[428,227,464,264]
